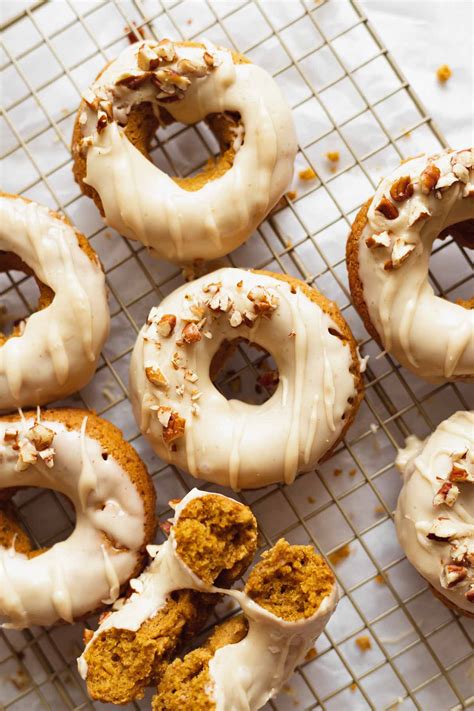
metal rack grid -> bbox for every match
[0,1,473,710]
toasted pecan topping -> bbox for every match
[390,176,414,202]
[420,164,441,194]
[163,412,186,444]
[375,196,399,220]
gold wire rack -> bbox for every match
[0,1,473,709]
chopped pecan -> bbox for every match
[176,58,208,78]
[375,196,399,220]
[157,406,172,427]
[155,38,177,63]
[365,231,391,249]
[115,70,151,89]
[450,539,471,564]
[163,412,185,444]
[137,44,161,71]
[229,310,243,327]
[145,366,168,389]
[157,314,176,337]
[203,51,214,67]
[449,463,474,483]
[3,428,19,448]
[38,447,55,468]
[390,176,414,202]
[26,423,55,451]
[384,239,415,270]
[440,564,468,589]
[247,286,279,317]
[452,163,470,183]
[427,518,458,542]
[433,481,459,507]
[420,164,441,194]
[182,322,202,344]
[209,290,232,313]
[96,111,109,133]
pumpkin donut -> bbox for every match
[346,148,473,383]
[78,488,257,704]
[0,193,110,410]
[0,408,156,628]
[71,38,296,264]
[129,268,364,490]
[152,539,338,711]
[395,411,474,618]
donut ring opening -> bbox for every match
[439,217,474,309]
[0,489,71,559]
[0,251,54,344]
[72,45,250,217]
[209,337,279,404]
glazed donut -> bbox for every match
[79,488,257,704]
[0,409,156,628]
[0,194,109,410]
[72,38,296,264]
[153,539,338,711]
[130,268,364,490]
[395,411,474,617]
[347,148,474,383]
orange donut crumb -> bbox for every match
[298,168,317,181]
[436,64,452,82]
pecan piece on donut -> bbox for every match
[440,564,468,589]
[390,176,414,202]
[375,196,399,220]
[155,38,177,63]
[365,231,391,249]
[433,481,459,507]
[157,314,176,337]
[182,322,202,344]
[137,44,162,71]
[384,239,415,270]
[426,518,458,542]
[145,366,168,389]
[115,69,151,89]
[247,286,279,317]
[203,51,215,68]
[176,58,208,78]
[229,310,243,327]
[163,412,186,444]
[420,164,441,194]
[4,427,19,448]
[452,163,470,183]
[156,406,172,427]
[26,423,55,451]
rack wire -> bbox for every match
[1,1,473,710]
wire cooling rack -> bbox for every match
[1,1,473,709]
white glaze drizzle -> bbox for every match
[357,148,474,383]
[79,40,296,264]
[78,488,226,679]
[395,411,474,614]
[129,268,359,490]
[0,196,110,409]
[78,416,98,511]
[0,416,147,628]
[209,585,339,711]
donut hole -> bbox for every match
[210,338,279,405]
[124,103,244,191]
[0,251,54,344]
[432,219,473,308]
[1,487,76,555]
